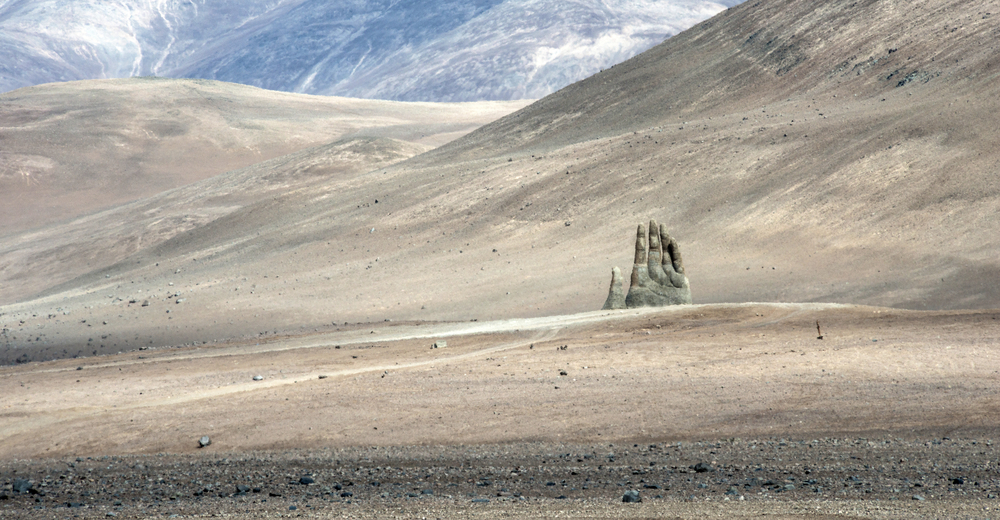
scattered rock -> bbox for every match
[692,462,714,473]
[12,479,32,494]
[472,498,490,503]
[912,494,926,500]
[299,476,315,485]
[319,375,328,379]
[141,300,149,307]
[432,341,447,349]
[622,489,642,503]
[253,375,263,381]
[198,436,211,448]
[235,484,251,495]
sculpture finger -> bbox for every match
[647,219,662,266]
[602,266,626,310]
[633,223,647,265]
[664,228,685,274]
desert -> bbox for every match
[2,0,1000,517]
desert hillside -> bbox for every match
[0,78,529,234]
[1,0,998,360]
[1,1,999,517]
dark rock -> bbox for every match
[726,486,739,495]
[235,484,251,495]
[299,476,314,485]
[66,502,84,508]
[12,479,32,494]
[289,505,297,510]
[952,477,964,485]
[622,489,641,503]
[421,489,433,495]
[692,462,713,473]
[472,498,490,503]
[340,491,353,498]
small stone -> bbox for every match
[340,491,353,498]
[236,484,251,495]
[622,489,641,503]
[299,477,315,485]
[289,505,297,511]
[472,498,490,503]
[12,479,32,494]
[951,477,964,485]
[432,341,447,349]
[422,489,434,495]
[141,300,149,307]
[253,375,263,381]
[912,494,925,501]
[76,366,83,371]
[318,375,328,379]
[692,462,714,473]
[198,436,211,448]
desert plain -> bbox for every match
[2,0,1000,517]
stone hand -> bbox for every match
[603,219,691,309]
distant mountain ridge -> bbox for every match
[0,0,739,100]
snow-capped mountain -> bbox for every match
[0,0,741,100]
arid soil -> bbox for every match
[2,304,999,517]
[2,0,1000,518]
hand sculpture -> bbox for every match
[602,219,691,309]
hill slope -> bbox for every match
[0,78,528,233]
[2,0,999,365]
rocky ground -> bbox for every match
[2,437,999,518]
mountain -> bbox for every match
[0,0,740,100]
[2,0,1000,365]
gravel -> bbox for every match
[0,436,997,516]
